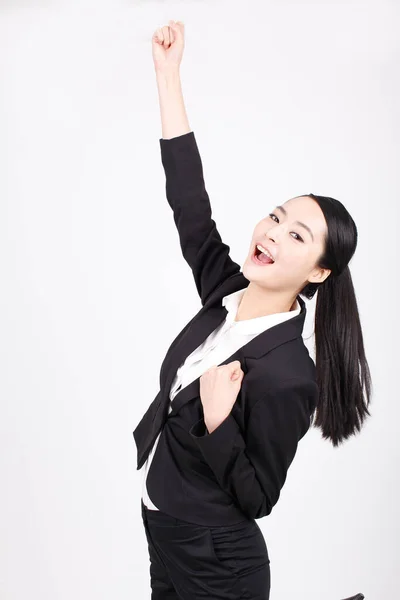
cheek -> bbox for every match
[250,231,262,252]
[251,223,270,247]
[280,247,309,272]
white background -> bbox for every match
[1,1,399,598]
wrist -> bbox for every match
[205,412,229,434]
[155,66,181,81]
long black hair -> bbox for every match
[299,193,372,447]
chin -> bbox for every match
[242,261,269,281]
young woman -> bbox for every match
[134,20,372,600]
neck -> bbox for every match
[235,282,298,322]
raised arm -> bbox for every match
[152,21,241,305]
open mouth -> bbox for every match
[252,245,275,265]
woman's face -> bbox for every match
[242,195,330,293]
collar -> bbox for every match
[221,287,301,334]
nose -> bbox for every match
[265,221,286,244]
[265,228,279,244]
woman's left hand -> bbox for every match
[199,361,244,431]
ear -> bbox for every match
[308,267,331,285]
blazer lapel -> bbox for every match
[133,271,307,470]
[162,305,227,413]
[164,272,307,418]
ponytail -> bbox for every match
[299,193,372,446]
[307,266,372,446]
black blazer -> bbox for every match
[133,131,318,527]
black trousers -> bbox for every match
[141,500,271,599]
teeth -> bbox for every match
[256,244,275,261]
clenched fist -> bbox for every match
[199,361,244,433]
[152,20,185,74]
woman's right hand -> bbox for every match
[152,20,185,74]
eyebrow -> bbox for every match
[275,205,315,242]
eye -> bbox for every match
[268,213,304,243]
[291,232,304,242]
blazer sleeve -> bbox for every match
[159,131,241,306]
[189,377,317,520]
